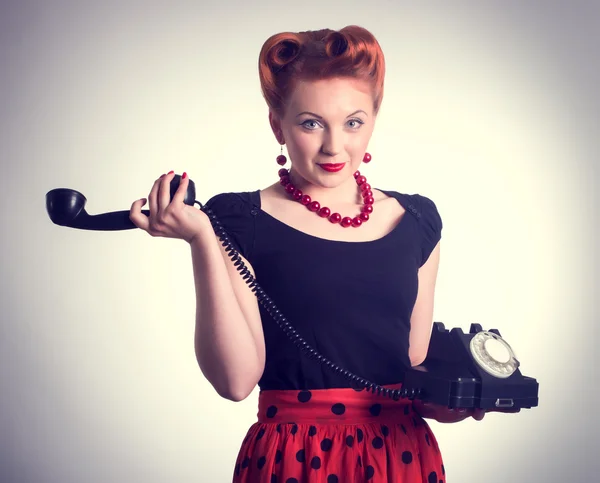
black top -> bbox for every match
[203,189,443,391]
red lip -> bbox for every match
[318,163,346,172]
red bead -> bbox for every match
[285,184,296,194]
[278,168,289,178]
[293,189,303,200]
[318,207,331,217]
[300,194,311,205]
[364,196,374,204]
[352,216,363,227]
[362,204,373,214]
[359,212,369,222]
[362,190,373,198]
[354,171,360,179]
[356,175,367,185]
[308,201,320,212]
[363,152,372,163]
[329,213,342,223]
[277,155,287,166]
[341,217,353,227]
[361,183,371,192]
[279,177,289,186]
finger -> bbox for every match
[129,198,150,231]
[148,175,163,218]
[159,171,175,212]
[171,172,189,206]
[472,409,486,421]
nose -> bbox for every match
[321,128,343,157]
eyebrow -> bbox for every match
[296,110,367,118]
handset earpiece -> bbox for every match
[45,174,196,231]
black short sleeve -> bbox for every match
[415,194,443,267]
[202,192,256,261]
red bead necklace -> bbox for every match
[278,168,374,228]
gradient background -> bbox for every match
[1,1,598,482]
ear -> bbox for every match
[269,111,285,144]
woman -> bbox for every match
[130,25,486,483]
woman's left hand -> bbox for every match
[412,400,486,423]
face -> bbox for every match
[269,77,376,195]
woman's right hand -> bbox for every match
[129,171,209,244]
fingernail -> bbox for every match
[167,170,174,175]
[182,172,187,179]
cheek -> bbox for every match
[288,132,317,155]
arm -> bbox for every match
[408,240,441,366]
[190,220,265,402]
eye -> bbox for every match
[348,119,365,129]
[300,120,320,130]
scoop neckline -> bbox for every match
[253,188,413,245]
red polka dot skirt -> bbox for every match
[232,384,445,482]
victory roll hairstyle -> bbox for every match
[258,25,386,117]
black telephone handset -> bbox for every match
[46,174,539,410]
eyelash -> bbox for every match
[300,119,364,130]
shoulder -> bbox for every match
[379,189,443,267]
[378,190,442,225]
[203,190,256,213]
[202,190,258,259]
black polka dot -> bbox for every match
[296,449,305,463]
[402,451,413,464]
[291,424,298,435]
[242,456,250,468]
[235,464,240,476]
[285,479,299,483]
[357,455,362,467]
[425,433,431,446]
[369,404,382,416]
[275,450,282,464]
[331,403,346,415]
[357,428,364,443]
[352,386,364,392]
[271,475,277,483]
[428,471,438,483]
[266,406,278,418]
[310,456,321,469]
[297,391,312,403]
[345,435,355,447]
[439,480,443,483]
[276,424,282,433]
[400,424,407,434]
[308,425,317,436]
[442,464,445,475]
[327,475,339,483]
[256,428,266,440]
[320,438,333,451]
[372,436,384,449]
[381,424,389,436]
[366,465,375,479]
[404,404,410,415]
[257,456,266,470]
[412,416,419,427]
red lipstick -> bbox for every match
[318,163,346,172]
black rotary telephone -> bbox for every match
[45,174,539,411]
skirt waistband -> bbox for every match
[257,384,415,424]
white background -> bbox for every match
[1,1,598,482]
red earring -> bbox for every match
[363,152,372,163]
[277,145,287,166]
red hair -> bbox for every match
[258,25,386,117]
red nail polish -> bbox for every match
[167,170,174,175]
[182,172,187,179]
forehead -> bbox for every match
[287,78,373,115]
